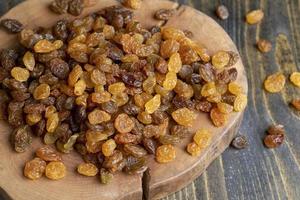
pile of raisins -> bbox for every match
[0,5,246,183]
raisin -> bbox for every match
[33,83,50,100]
[11,125,32,153]
[123,101,140,115]
[212,51,230,69]
[36,146,62,161]
[26,113,42,125]
[114,113,134,133]
[160,39,179,59]
[1,18,23,33]
[291,99,300,110]
[257,39,272,53]
[33,119,46,136]
[264,134,284,148]
[101,101,118,114]
[216,5,229,20]
[145,94,161,114]
[123,156,146,174]
[108,82,126,95]
[155,57,168,74]
[210,107,227,127]
[48,58,70,79]
[50,0,69,14]
[195,100,213,113]
[193,129,212,148]
[290,72,300,87]
[234,94,247,112]
[100,168,113,184]
[163,71,177,90]
[171,108,196,127]
[137,111,152,125]
[217,102,233,114]
[11,67,30,82]
[186,142,201,156]
[246,9,264,24]
[68,0,84,16]
[23,51,35,71]
[142,138,157,154]
[156,144,176,163]
[102,139,117,157]
[45,161,66,180]
[231,135,248,149]
[24,158,46,180]
[88,109,111,125]
[158,135,180,145]
[178,64,193,80]
[53,20,69,40]
[77,163,99,176]
[155,9,175,20]
[124,144,147,158]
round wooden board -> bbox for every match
[0,0,248,200]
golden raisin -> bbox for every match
[163,71,177,90]
[234,94,248,112]
[210,107,228,127]
[145,94,161,114]
[290,72,300,87]
[33,83,50,100]
[142,75,156,94]
[86,130,108,143]
[68,65,83,87]
[156,144,176,163]
[160,39,180,58]
[112,92,129,107]
[193,129,212,148]
[74,79,87,96]
[228,82,243,95]
[36,146,62,162]
[201,82,217,97]
[134,93,152,108]
[26,113,42,126]
[77,163,99,176]
[91,91,111,104]
[46,112,59,133]
[88,109,111,125]
[108,82,126,95]
[24,157,46,180]
[217,102,233,114]
[186,142,202,156]
[264,73,285,93]
[11,67,30,82]
[45,161,66,180]
[23,51,35,71]
[168,52,182,73]
[123,0,141,9]
[161,27,185,41]
[171,108,197,127]
[102,139,117,157]
[212,51,230,69]
[114,113,135,133]
[137,111,152,125]
[246,9,264,24]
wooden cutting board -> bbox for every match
[0,0,248,199]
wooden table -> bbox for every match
[1,0,300,199]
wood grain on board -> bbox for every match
[0,0,300,200]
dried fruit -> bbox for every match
[160,40,179,58]
[145,94,161,114]
[267,124,285,136]
[217,102,233,114]
[212,51,230,69]
[264,134,284,148]
[163,71,177,90]
[102,139,117,157]
[36,146,62,161]
[114,113,134,133]
[186,142,201,156]
[210,107,227,127]
[156,144,176,163]
[33,83,51,100]
[290,72,300,87]
[291,99,300,110]
[234,94,248,112]
[231,135,248,149]
[246,9,264,24]
[24,158,46,180]
[168,53,182,73]
[171,108,196,127]
[123,0,141,10]
[264,73,285,93]
[11,67,30,82]
[228,82,243,95]
[1,18,23,33]
[77,163,99,176]
[216,5,229,20]
[88,109,111,125]
[45,161,66,180]
[46,112,59,133]
[257,39,272,53]
[193,129,212,148]
[12,125,32,153]
[108,82,126,95]
[23,51,35,71]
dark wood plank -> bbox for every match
[1,0,300,200]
